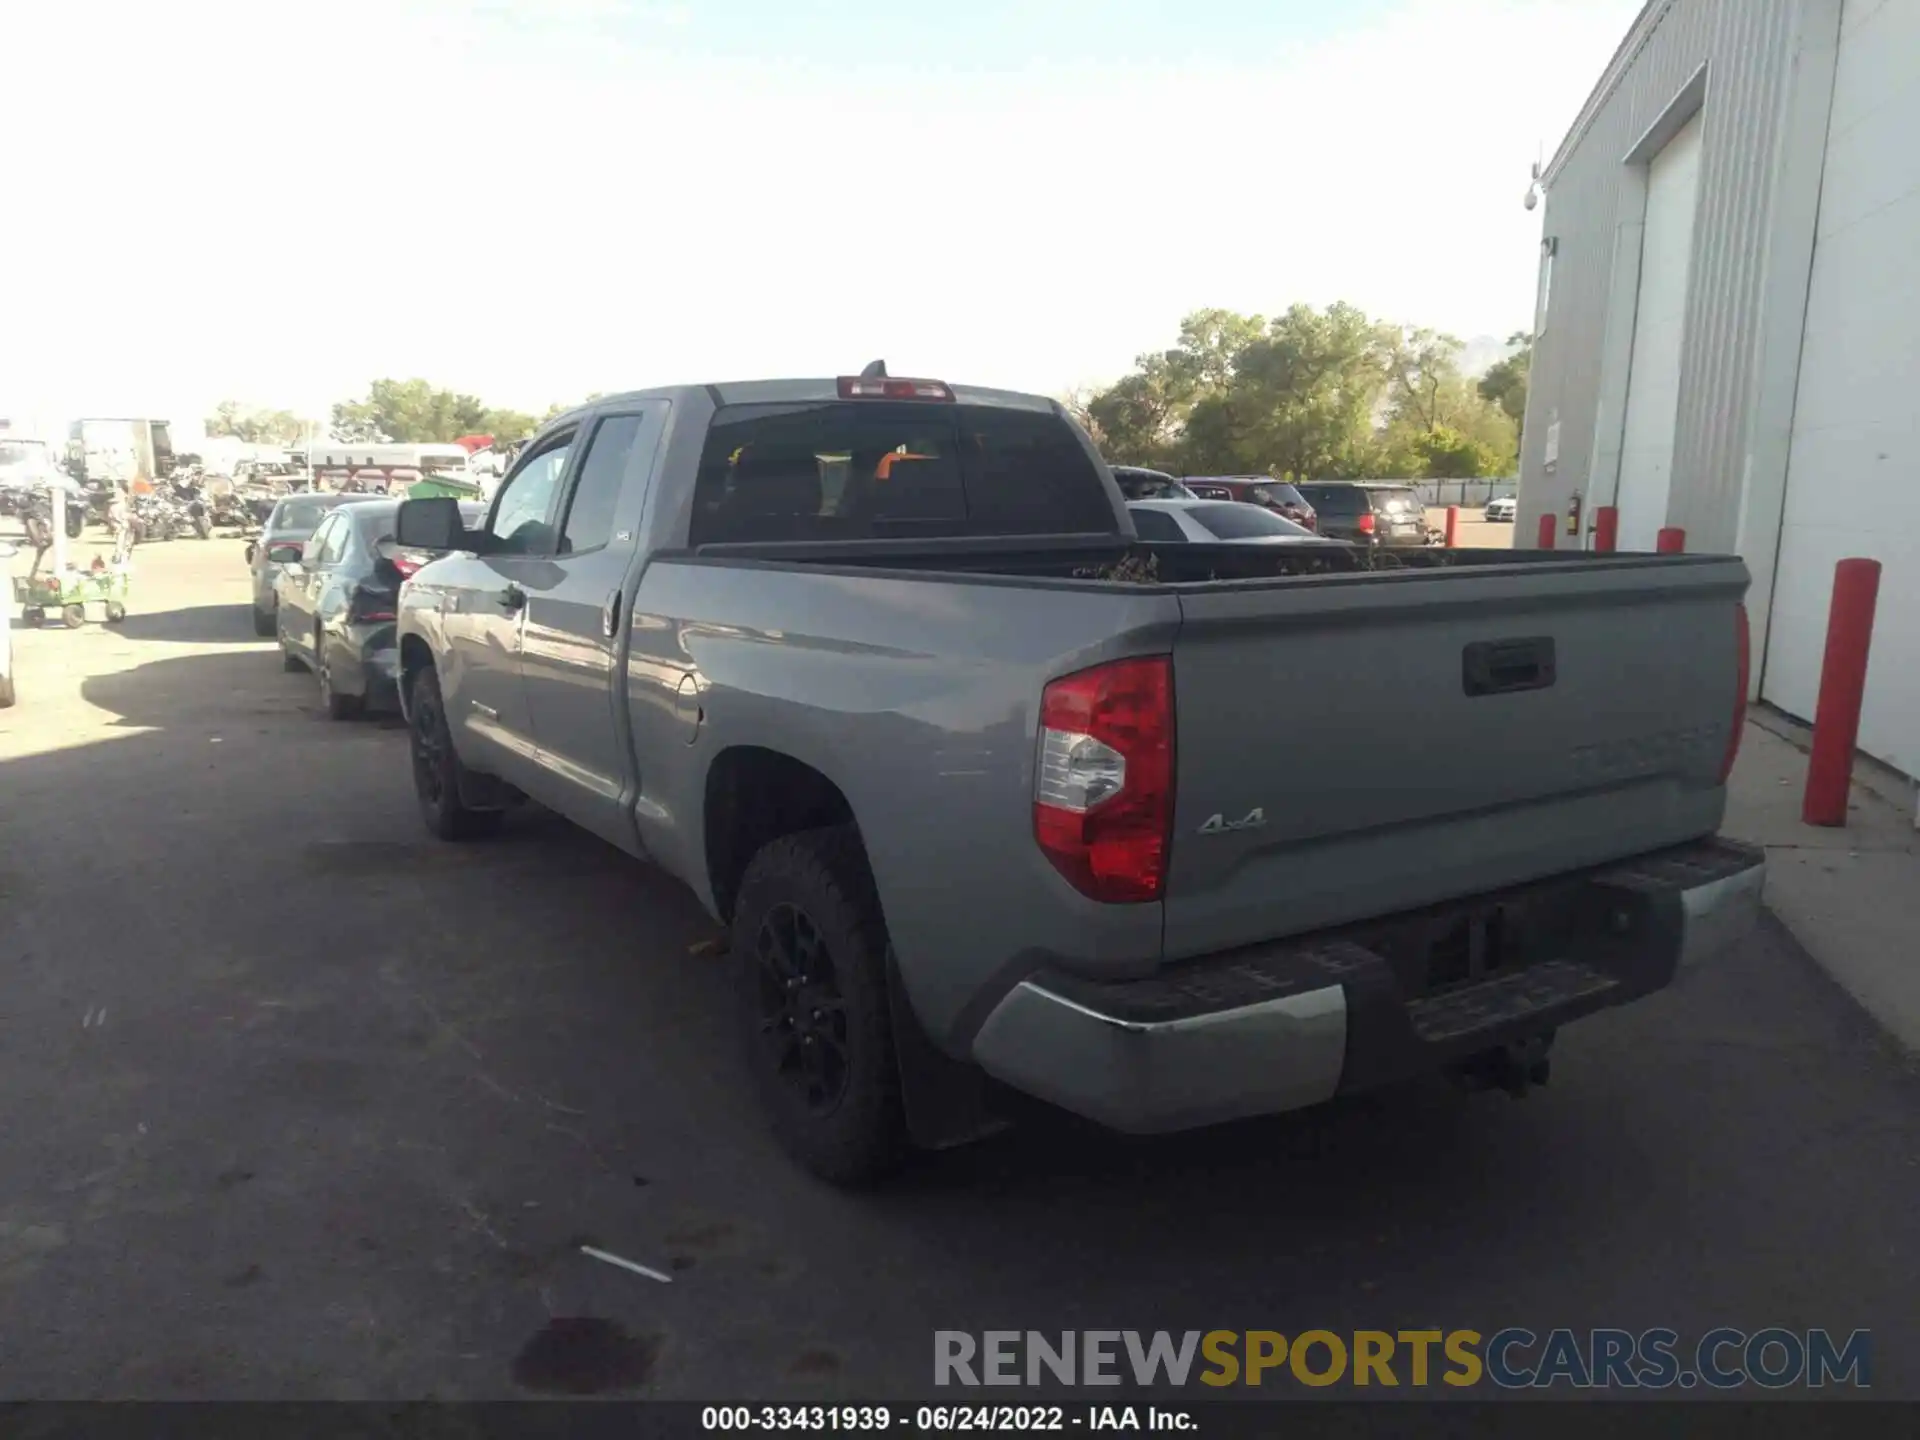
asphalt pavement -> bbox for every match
[1,530,1916,1400]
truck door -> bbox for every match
[514,403,669,850]
[436,426,580,789]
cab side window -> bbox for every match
[489,433,576,555]
[559,414,645,555]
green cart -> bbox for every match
[408,475,485,501]
[14,563,131,629]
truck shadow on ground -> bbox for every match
[109,602,260,646]
[4,647,1916,1398]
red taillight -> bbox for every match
[391,553,422,577]
[1718,603,1750,783]
[349,586,397,623]
[1033,657,1174,903]
[1355,512,1376,535]
[836,376,956,401]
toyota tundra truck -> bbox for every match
[390,365,1765,1185]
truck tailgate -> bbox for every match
[1163,556,1749,961]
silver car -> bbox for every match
[1124,498,1346,546]
[249,493,378,636]
[1484,495,1518,522]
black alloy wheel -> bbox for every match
[751,902,852,1115]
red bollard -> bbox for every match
[1593,506,1619,553]
[1536,513,1556,550]
[1656,527,1686,553]
[1802,558,1883,826]
[1444,505,1459,548]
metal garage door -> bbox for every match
[1764,0,1920,781]
[1616,112,1704,552]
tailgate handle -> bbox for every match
[1463,636,1555,696]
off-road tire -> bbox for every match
[732,826,907,1186]
[408,665,504,840]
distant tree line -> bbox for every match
[1064,307,1530,481]
[205,380,603,450]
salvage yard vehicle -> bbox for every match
[1123,498,1343,546]
[276,498,485,718]
[1109,466,1195,501]
[391,364,1765,1186]
[250,493,378,636]
[1295,481,1429,547]
[1181,475,1318,530]
[1486,495,1518,522]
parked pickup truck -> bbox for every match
[391,365,1766,1185]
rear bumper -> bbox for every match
[969,836,1765,1134]
[331,630,400,709]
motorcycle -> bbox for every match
[131,491,180,544]
[166,477,214,539]
[17,486,86,543]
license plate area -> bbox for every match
[1349,875,1608,999]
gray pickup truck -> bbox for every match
[391,367,1765,1184]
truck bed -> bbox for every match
[646,539,1747,987]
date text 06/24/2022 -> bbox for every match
[702,1406,1194,1432]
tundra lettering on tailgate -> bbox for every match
[1568,724,1722,779]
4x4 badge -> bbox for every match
[1200,808,1266,835]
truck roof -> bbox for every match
[551,379,1060,427]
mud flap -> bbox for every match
[457,768,521,811]
[885,949,1008,1150]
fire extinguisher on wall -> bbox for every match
[1565,489,1583,539]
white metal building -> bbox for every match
[1522,0,1919,779]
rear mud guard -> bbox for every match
[885,949,1008,1151]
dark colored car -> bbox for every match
[272,498,485,718]
[1109,465,1197,501]
[1294,482,1429,547]
[249,492,377,635]
[1181,475,1317,530]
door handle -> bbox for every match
[496,584,526,612]
[1462,636,1556,697]
[602,590,621,638]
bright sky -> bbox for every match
[2,0,1642,437]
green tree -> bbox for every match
[1415,425,1500,479]
[329,378,489,443]
[1224,302,1393,478]
[205,400,309,445]
[1477,330,1532,439]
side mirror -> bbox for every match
[266,543,303,565]
[395,497,470,552]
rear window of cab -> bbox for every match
[689,401,1119,545]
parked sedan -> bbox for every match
[1126,499,1347,546]
[273,498,485,718]
[1484,495,1518,522]
[248,492,377,636]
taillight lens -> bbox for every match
[1355,512,1376,534]
[1718,603,1750,783]
[391,552,423,578]
[348,586,397,623]
[1033,657,1174,903]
